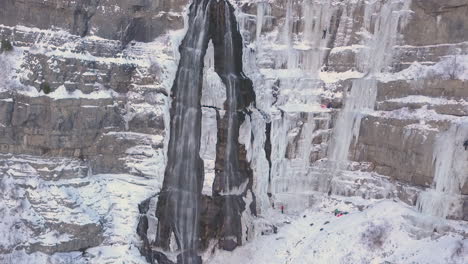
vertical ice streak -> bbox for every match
[327,78,378,170]
[263,0,341,209]
[284,0,295,69]
[327,0,412,178]
[417,122,468,219]
[256,1,265,40]
[155,1,212,263]
[301,0,336,74]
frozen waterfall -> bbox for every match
[417,122,468,219]
[327,0,412,172]
[154,0,256,263]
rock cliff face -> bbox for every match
[0,0,186,44]
[0,0,467,263]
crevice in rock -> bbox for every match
[265,122,272,186]
[201,105,222,111]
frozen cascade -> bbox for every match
[280,0,338,75]
[211,0,256,251]
[238,3,275,216]
[300,0,337,74]
[417,122,468,219]
[154,0,256,262]
[271,112,317,192]
[240,0,420,214]
[154,0,212,263]
[247,0,343,212]
[326,0,412,190]
[328,78,377,169]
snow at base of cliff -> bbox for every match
[207,195,468,264]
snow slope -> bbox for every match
[207,194,468,264]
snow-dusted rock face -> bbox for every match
[0,0,187,43]
[0,0,467,263]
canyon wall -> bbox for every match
[0,0,467,263]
